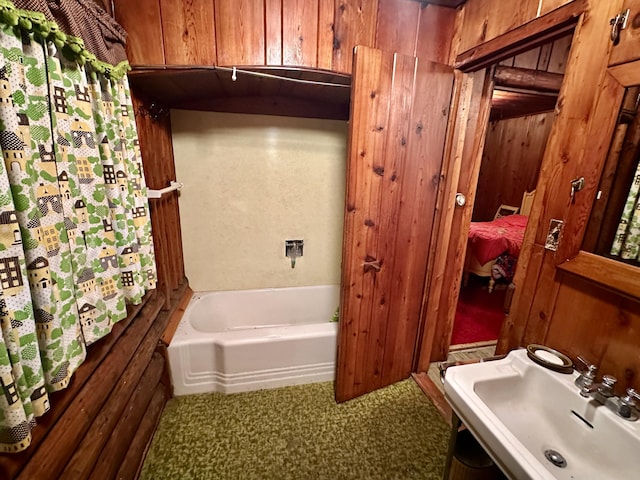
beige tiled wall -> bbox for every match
[171,110,348,291]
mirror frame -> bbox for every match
[557,59,640,299]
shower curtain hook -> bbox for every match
[232,66,237,82]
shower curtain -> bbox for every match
[0,1,156,453]
[610,157,640,261]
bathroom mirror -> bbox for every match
[582,86,640,268]
[557,60,640,299]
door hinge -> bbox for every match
[610,9,630,45]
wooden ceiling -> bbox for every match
[129,33,571,123]
[129,66,352,121]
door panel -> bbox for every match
[609,0,640,67]
[336,46,454,402]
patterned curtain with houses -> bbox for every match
[610,156,640,261]
[0,1,156,453]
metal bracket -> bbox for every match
[610,9,630,45]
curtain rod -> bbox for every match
[131,65,351,89]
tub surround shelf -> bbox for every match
[128,66,351,121]
[160,286,193,346]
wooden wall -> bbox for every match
[457,0,575,54]
[113,0,458,71]
[497,0,640,395]
[531,273,640,393]
[0,287,189,479]
[473,112,554,221]
[132,93,186,308]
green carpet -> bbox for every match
[140,379,450,480]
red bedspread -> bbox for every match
[467,214,528,265]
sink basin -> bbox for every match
[444,349,640,479]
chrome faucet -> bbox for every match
[580,374,616,399]
[574,356,640,421]
[574,356,598,390]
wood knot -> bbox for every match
[373,166,384,176]
[401,137,407,146]
[415,122,424,134]
[390,173,397,181]
[375,125,384,132]
[364,219,375,227]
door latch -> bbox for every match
[610,9,630,45]
[570,177,585,203]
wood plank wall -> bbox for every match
[114,0,458,72]
[132,93,186,308]
[457,0,575,54]
[0,285,190,479]
[496,0,640,395]
[473,112,554,221]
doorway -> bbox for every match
[449,34,573,350]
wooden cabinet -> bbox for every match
[215,0,266,65]
[609,0,640,67]
[113,0,457,72]
[114,0,165,65]
[457,0,579,55]
[160,0,216,65]
[457,0,539,53]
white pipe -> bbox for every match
[148,181,183,199]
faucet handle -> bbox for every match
[618,388,640,419]
[598,375,617,396]
[575,355,597,373]
[574,358,598,389]
[623,388,640,405]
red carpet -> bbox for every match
[451,276,507,345]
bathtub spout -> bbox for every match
[285,240,303,268]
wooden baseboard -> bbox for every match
[449,340,497,352]
[411,372,452,426]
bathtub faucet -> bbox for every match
[285,240,304,269]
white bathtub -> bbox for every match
[167,285,339,395]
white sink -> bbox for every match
[444,349,640,479]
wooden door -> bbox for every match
[609,0,640,67]
[336,46,454,402]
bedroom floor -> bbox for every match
[451,274,507,346]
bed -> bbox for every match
[463,191,535,292]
